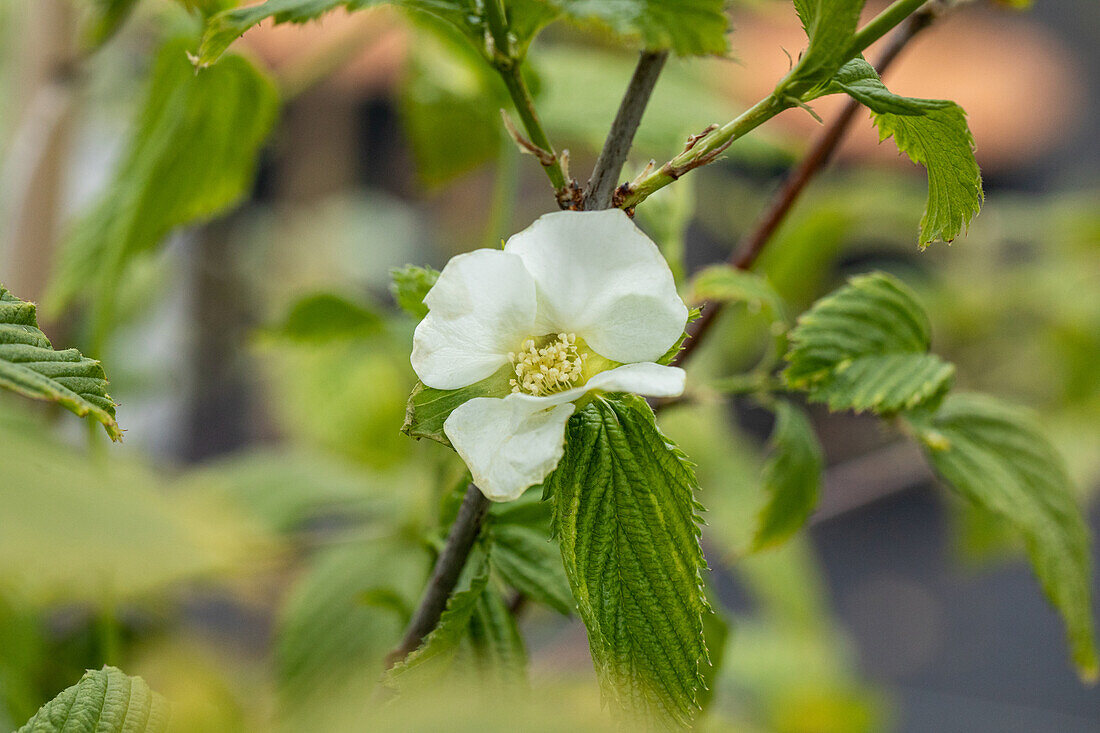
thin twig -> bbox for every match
[584,50,668,210]
[671,10,935,368]
[385,483,491,668]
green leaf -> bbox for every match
[752,401,824,551]
[390,265,440,319]
[266,292,383,343]
[783,272,955,414]
[554,0,730,56]
[84,0,141,48]
[49,39,277,320]
[548,394,708,727]
[385,546,491,686]
[825,59,983,246]
[0,407,273,604]
[0,286,120,440]
[690,265,789,322]
[17,666,169,733]
[487,491,574,614]
[788,0,865,86]
[402,366,512,446]
[276,537,431,729]
[657,306,702,366]
[907,394,1098,680]
[196,0,484,67]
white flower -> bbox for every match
[411,209,689,501]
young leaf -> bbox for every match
[554,0,730,56]
[788,0,865,86]
[783,272,955,414]
[907,394,1098,680]
[548,395,709,727]
[752,401,824,551]
[824,59,982,246]
[17,666,170,733]
[467,581,528,683]
[0,286,120,440]
[84,0,141,48]
[402,366,512,446]
[390,265,440,319]
[49,39,277,316]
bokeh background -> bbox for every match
[1,0,1098,731]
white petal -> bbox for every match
[444,396,576,502]
[506,362,688,409]
[504,210,688,363]
[411,249,537,389]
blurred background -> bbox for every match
[1,0,1098,730]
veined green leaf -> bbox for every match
[402,366,512,446]
[16,666,169,733]
[467,580,528,683]
[554,0,730,56]
[49,39,277,318]
[788,0,865,86]
[783,272,955,414]
[488,490,574,614]
[549,395,709,727]
[907,394,1098,680]
[0,286,120,440]
[825,58,982,246]
[752,401,824,551]
[390,264,440,319]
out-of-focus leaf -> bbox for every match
[84,0,140,48]
[468,581,528,683]
[783,272,955,414]
[49,39,277,323]
[549,395,708,727]
[0,408,272,604]
[276,537,430,731]
[16,666,169,733]
[752,401,823,551]
[390,265,440,320]
[908,394,1098,680]
[264,292,383,343]
[690,266,789,322]
[399,23,507,186]
[0,286,120,440]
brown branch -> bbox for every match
[671,10,936,368]
[385,483,491,668]
[584,50,669,210]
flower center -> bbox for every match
[508,333,588,396]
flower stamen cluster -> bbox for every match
[508,333,587,396]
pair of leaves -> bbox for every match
[547,394,709,727]
[194,0,730,68]
[784,272,1097,678]
[49,38,277,325]
[17,667,169,733]
[0,286,120,439]
[825,58,983,247]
